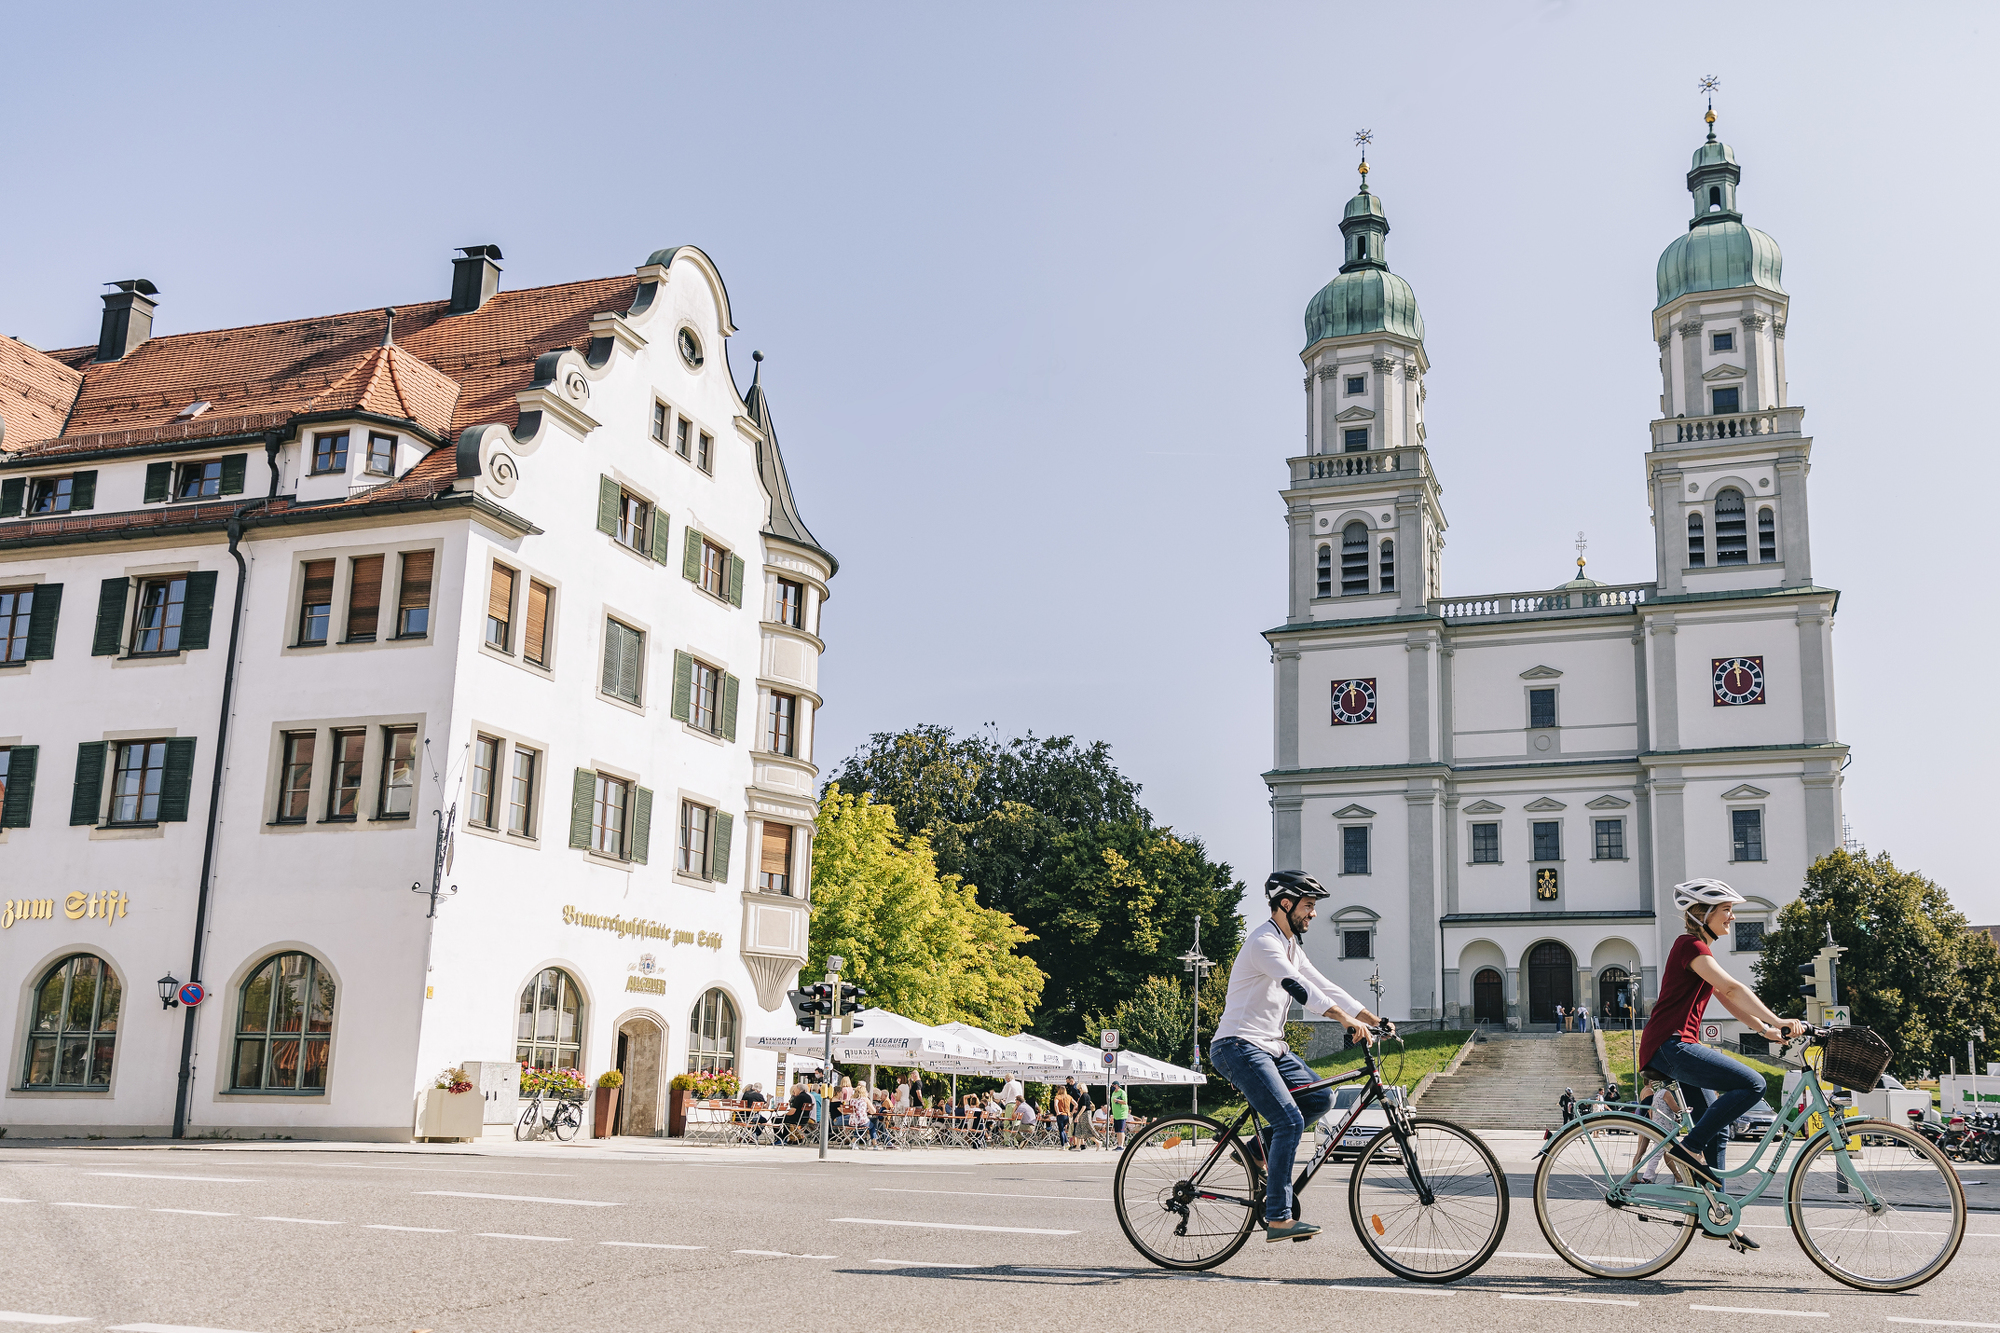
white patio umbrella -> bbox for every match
[1061,1042,1206,1085]
[937,1022,1067,1078]
[1015,1032,1093,1074]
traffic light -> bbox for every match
[838,982,867,1034]
[1796,944,1842,1022]
[789,984,833,1032]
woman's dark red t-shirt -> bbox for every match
[1639,934,1714,1069]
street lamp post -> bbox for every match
[1629,958,1640,1101]
[1178,919,1213,1113]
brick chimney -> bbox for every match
[96,279,159,361]
[449,245,503,314]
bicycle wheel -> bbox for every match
[1114,1115,1259,1270]
[552,1100,582,1143]
[515,1100,541,1142]
[1348,1114,1509,1283]
[1788,1118,1965,1292]
[1534,1114,1698,1279]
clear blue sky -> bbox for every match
[6,3,1995,921]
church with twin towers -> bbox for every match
[1266,108,1842,1042]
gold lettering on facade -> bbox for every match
[3,899,57,928]
[65,892,87,920]
[560,905,723,950]
[625,976,667,994]
[4,893,127,929]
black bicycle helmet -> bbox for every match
[1265,870,1330,909]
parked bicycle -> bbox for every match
[1113,1023,1509,1282]
[515,1087,584,1142]
[1533,1024,1965,1293]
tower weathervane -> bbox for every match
[1354,129,1372,181]
[1575,530,1588,577]
[1699,76,1720,140]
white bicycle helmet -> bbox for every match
[1671,877,1746,914]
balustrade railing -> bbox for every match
[1289,446,1427,485]
[1432,582,1654,620]
[1651,406,1803,447]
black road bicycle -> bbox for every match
[1113,1021,1509,1281]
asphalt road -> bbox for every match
[0,1138,1994,1333]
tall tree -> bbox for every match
[1753,848,2000,1079]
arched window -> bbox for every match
[1709,185,1722,209]
[1315,544,1332,599]
[23,954,121,1088]
[232,952,334,1092]
[1714,488,1747,564]
[687,988,738,1076]
[517,968,584,1072]
[1353,236,1365,262]
[1340,522,1370,595]
[1687,512,1705,567]
[1378,538,1395,592]
[1758,506,1776,562]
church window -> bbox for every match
[1758,507,1776,562]
[1340,523,1370,595]
[1731,809,1764,862]
[1714,488,1748,565]
[1378,539,1394,593]
[1710,386,1740,415]
[1532,821,1561,861]
[1315,544,1332,598]
[1528,688,1556,729]
[1734,920,1766,952]
[1341,825,1370,875]
[1342,929,1372,960]
[1353,236,1366,263]
[1345,375,1364,396]
[1687,513,1705,566]
[1593,818,1625,860]
[1711,331,1734,353]
[1343,427,1369,453]
[1708,185,1722,210]
[1470,823,1499,863]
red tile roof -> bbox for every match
[0,336,84,452]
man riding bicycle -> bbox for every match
[1209,870,1386,1244]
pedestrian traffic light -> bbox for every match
[838,982,867,1034]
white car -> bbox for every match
[1325,1084,1408,1159]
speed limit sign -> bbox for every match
[1702,1023,1721,1044]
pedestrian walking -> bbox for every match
[1052,1086,1075,1147]
[1559,1086,1576,1122]
[1109,1082,1129,1148]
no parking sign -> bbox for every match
[178,981,206,1007]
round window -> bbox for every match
[677,328,704,369]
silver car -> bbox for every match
[1326,1084,1408,1158]
[1732,1103,1777,1141]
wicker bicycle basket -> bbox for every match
[1819,1025,1893,1091]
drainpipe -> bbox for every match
[262,430,283,497]
[172,509,256,1139]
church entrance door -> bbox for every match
[1527,941,1575,1025]
[1472,968,1504,1024]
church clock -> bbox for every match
[1712,656,1766,707]
[1331,678,1377,726]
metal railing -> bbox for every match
[1651,405,1804,447]
[1432,582,1654,620]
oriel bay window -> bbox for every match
[518,968,584,1072]
[310,431,349,474]
[672,651,740,740]
[364,432,395,476]
[766,692,797,756]
[759,821,794,895]
[22,953,121,1089]
[775,578,803,629]
[231,952,334,1093]
[567,768,652,863]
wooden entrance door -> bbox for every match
[1472,968,1504,1024]
[1527,941,1576,1025]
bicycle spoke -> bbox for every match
[1114,1116,1258,1270]
[1534,1118,1696,1279]
[1351,1117,1507,1281]
[1790,1124,1964,1291]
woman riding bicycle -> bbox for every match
[1209,870,1383,1244]
[1642,877,1806,1247]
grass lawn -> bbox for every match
[1601,1029,1790,1109]
[1204,1029,1473,1123]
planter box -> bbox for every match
[668,1088,695,1138]
[415,1088,484,1142]
[594,1086,621,1138]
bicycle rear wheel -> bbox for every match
[1114,1115,1259,1270]
[1533,1114,1697,1279]
[515,1100,541,1142]
[1788,1119,1965,1292]
[1348,1114,1508,1282]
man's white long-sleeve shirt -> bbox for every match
[1214,917,1364,1056]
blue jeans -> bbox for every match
[1650,1037,1766,1170]
[1209,1036,1334,1223]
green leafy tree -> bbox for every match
[1753,849,2000,1078]
[809,785,1044,1033]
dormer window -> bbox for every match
[1710,386,1739,415]
[311,432,349,475]
[1710,331,1734,353]
[173,401,211,421]
[1345,375,1365,396]
[176,459,223,499]
[364,433,395,476]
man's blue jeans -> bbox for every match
[1210,1036,1334,1223]
[1650,1037,1766,1170]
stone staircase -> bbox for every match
[1416,1031,1605,1130]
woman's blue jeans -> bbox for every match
[1210,1036,1334,1223]
[1649,1037,1766,1170]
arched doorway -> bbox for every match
[1527,941,1575,1025]
[1598,967,1633,1022]
[1472,968,1504,1024]
[613,1015,665,1137]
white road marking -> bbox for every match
[868,1170,978,1176]
[50,1202,134,1209]
[1502,1295,1641,1307]
[323,1164,573,1177]
[417,1191,620,1207]
[252,1217,343,1225]
[1010,1269,1126,1277]
[868,1259,982,1268]
[364,1225,453,1233]
[832,1217,1078,1235]
[1691,1307,1828,1319]
[734,1249,837,1259]
[1325,1286,1455,1295]
[0,1314,91,1326]
[602,1241,705,1250]
[1886,1322,2000,1330]
[477,1232,569,1242]
[0,1200,34,1205]
[86,1173,256,1183]
[151,1209,236,1217]
[871,1188,1102,1202]
[109,1325,271,1333]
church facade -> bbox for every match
[1266,114,1843,1039]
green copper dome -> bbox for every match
[1655,122,1784,308]
[1304,181,1424,348]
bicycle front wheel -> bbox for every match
[515,1100,540,1142]
[1534,1114,1698,1279]
[552,1100,582,1143]
[1348,1115,1508,1282]
[1114,1115,1259,1270]
[1789,1119,1965,1292]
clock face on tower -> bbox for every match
[1331,678,1378,726]
[1713,656,1766,706]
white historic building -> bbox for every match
[0,243,832,1138]
[1267,115,1842,1039]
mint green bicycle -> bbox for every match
[1532,1025,1965,1292]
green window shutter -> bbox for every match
[682,527,702,581]
[630,786,654,864]
[178,570,219,651]
[569,768,596,848]
[0,477,22,518]
[720,673,740,742]
[596,476,620,537]
[600,623,621,696]
[0,744,38,828]
[219,453,248,496]
[144,462,172,503]
[649,510,672,564]
[617,625,641,703]
[158,737,198,822]
[708,810,734,882]
[91,578,130,656]
[69,742,106,826]
[69,471,97,512]
[670,651,694,722]
[727,554,745,608]
[24,582,61,660]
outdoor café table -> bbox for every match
[686,1100,748,1143]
